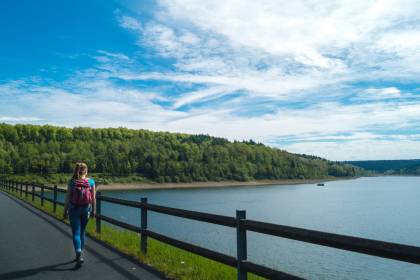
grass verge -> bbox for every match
[1,187,265,280]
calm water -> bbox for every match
[98,177,420,279]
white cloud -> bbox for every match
[374,29,420,55]
[156,0,420,78]
[117,68,346,103]
[353,87,402,101]
[364,87,401,95]
[114,0,420,106]
[283,140,420,161]
[0,80,182,127]
[96,50,130,61]
[119,15,142,31]
[171,85,239,109]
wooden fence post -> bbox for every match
[236,210,247,280]
[20,182,23,197]
[96,191,101,233]
[41,185,44,206]
[53,185,57,213]
[32,184,35,201]
[141,197,148,254]
[25,183,28,199]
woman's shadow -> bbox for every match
[0,259,81,280]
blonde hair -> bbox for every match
[72,162,88,180]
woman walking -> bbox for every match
[63,162,96,267]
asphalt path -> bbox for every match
[0,191,165,280]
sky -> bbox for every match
[1,0,420,161]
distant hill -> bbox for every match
[345,159,420,175]
[0,123,363,184]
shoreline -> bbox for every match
[94,177,358,191]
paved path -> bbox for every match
[0,191,165,280]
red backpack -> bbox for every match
[70,178,93,205]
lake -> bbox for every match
[99,176,420,279]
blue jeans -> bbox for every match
[69,205,90,253]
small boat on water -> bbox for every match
[317,183,325,186]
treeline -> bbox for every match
[347,160,420,175]
[0,124,363,183]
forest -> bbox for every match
[0,123,363,184]
[347,160,420,175]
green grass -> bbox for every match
[1,186,265,280]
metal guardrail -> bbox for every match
[2,178,420,280]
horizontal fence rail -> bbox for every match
[97,214,142,233]
[244,220,420,265]
[145,202,237,227]
[98,195,142,208]
[2,178,420,280]
[147,229,238,268]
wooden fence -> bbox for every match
[2,178,420,280]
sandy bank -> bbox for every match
[94,177,356,191]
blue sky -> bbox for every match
[1,0,420,160]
